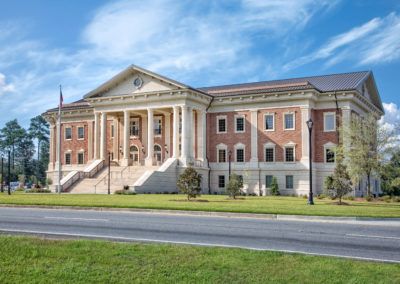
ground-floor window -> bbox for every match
[218,175,225,188]
[265,175,273,188]
[326,148,335,163]
[78,152,84,164]
[65,153,71,165]
[286,175,293,189]
[154,144,162,162]
[130,145,139,162]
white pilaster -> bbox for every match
[48,124,55,170]
[181,106,189,165]
[112,118,118,161]
[301,106,311,163]
[189,107,194,159]
[145,108,154,166]
[172,106,179,158]
[94,112,100,160]
[250,109,258,165]
[165,113,171,159]
[88,120,93,161]
[198,110,207,164]
[100,112,107,160]
[121,110,130,166]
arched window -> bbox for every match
[154,144,162,162]
[130,145,139,162]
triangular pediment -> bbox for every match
[84,64,189,98]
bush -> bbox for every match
[290,193,296,197]
[317,194,327,199]
[365,194,374,202]
[343,195,355,201]
[25,188,51,193]
[269,176,280,196]
[45,178,52,190]
[177,164,202,200]
[380,195,391,203]
[163,191,169,194]
[302,194,308,199]
[114,190,136,195]
[226,174,243,199]
[392,196,400,202]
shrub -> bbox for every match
[177,164,202,200]
[290,193,296,197]
[25,188,51,193]
[269,176,280,196]
[343,195,355,201]
[163,191,169,194]
[45,178,52,190]
[302,194,308,199]
[317,194,327,199]
[214,192,218,195]
[114,190,136,195]
[365,194,374,202]
[380,195,391,203]
[226,174,243,199]
[392,196,400,202]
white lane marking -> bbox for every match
[44,217,109,222]
[0,228,399,264]
[346,233,400,240]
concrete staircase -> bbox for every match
[70,165,158,194]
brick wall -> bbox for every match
[61,122,89,165]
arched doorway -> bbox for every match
[130,145,139,164]
[154,144,162,163]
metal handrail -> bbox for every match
[93,174,107,194]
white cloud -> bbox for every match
[380,102,400,131]
[0,73,15,96]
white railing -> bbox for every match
[83,160,105,178]
[59,171,83,192]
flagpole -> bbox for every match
[58,85,62,194]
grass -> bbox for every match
[0,235,399,283]
[1,192,400,218]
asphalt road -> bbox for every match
[0,207,399,263]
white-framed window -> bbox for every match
[284,112,295,130]
[284,142,296,162]
[154,144,162,162]
[65,127,72,140]
[263,142,276,162]
[264,113,275,131]
[111,125,114,138]
[324,142,336,163]
[77,151,84,165]
[218,175,225,188]
[324,112,336,132]
[234,143,245,163]
[217,143,227,163]
[130,119,139,137]
[154,118,162,135]
[65,151,71,165]
[77,126,84,140]
[286,175,294,189]
[235,115,245,133]
[216,115,227,134]
[265,175,273,189]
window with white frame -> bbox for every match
[77,126,84,140]
[217,116,227,133]
[130,120,139,136]
[263,142,275,162]
[235,115,245,133]
[154,118,162,135]
[324,112,335,132]
[111,125,114,138]
[264,113,274,131]
[217,144,227,163]
[284,113,295,130]
[65,152,71,165]
[324,142,336,163]
[284,143,295,162]
[265,175,273,188]
[286,175,294,189]
[236,148,244,162]
[218,175,225,188]
[77,151,84,165]
[65,127,72,140]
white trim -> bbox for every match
[234,143,246,163]
[283,112,295,130]
[216,143,227,163]
[77,125,85,140]
[234,114,246,133]
[263,112,275,131]
[324,112,336,132]
[216,115,227,134]
[65,126,72,141]
[263,142,276,162]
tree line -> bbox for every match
[0,116,49,186]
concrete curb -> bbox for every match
[1,204,400,223]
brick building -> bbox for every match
[43,65,384,196]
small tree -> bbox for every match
[177,164,202,200]
[45,178,53,190]
[226,174,243,199]
[323,175,334,195]
[331,156,353,205]
[270,176,280,196]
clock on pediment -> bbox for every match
[133,76,143,89]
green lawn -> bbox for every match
[1,192,399,218]
[0,236,398,283]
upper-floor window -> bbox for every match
[235,115,245,133]
[130,120,139,136]
[77,126,84,140]
[65,127,72,140]
[284,113,295,130]
[217,116,227,134]
[154,119,162,135]
[324,112,335,132]
[236,148,244,163]
[264,114,274,131]
[179,118,182,134]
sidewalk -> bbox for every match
[1,204,400,226]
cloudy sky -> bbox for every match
[1,0,399,128]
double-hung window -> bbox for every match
[65,153,71,165]
[284,113,294,130]
[286,176,294,189]
[265,148,274,162]
[217,116,227,133]
[235,115,245,133]
[77,126,84,140]
[326,148,335,163]
[77,152,84,164]
[65,127,72,140]
[154,119,162,135]
[218,149,226,163]
[218,175,225,188]
[324,113,335,132]
[130,121,139,136]
[264,114,274,130]
[285,147,294,162]
[236,148,244,162]
[265,175,273,188]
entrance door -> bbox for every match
[154,144,162,163]
[130,145,139,165]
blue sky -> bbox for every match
[1,0,400,129]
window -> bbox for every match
[285,147,294,162]
[236,148,244,162]
[77,126,84,139]
[111,125,114,138]
[130,121,139,136]
[130,145,139,162]
[179,118,182,134]
[154,144,162,162]
[284,113,294,130]
[65,127,72,140]
[235,115,245,133]
[65,153,71,165]
[264,114,274,131]
[326,149,335,163]
[265,175,273,188]
[286,175,294,189]
[218,175,225,188]
[217,116,227,133]
[154,119,162,135]
[265,148,274,162]
[77,152,84,164]
[324,113,335,131]
[218,149,226,163]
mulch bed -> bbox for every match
[328,202,353,206]
[225,198,246,200]
[169,199,209,202]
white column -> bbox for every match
[198,110,207,163]
[189,107,193,160]
[88,120,93,161]
[100,112,107,160]
[172,106,179,158]
[145,108,154,166]
[141,114,148,163]
[301,106,311,163]
[250,109,258,165]
[121,110,130,166]
[181,106,189,165]
[94,112,100,160]
[112,118,118,161]
[48,124,55,170]
[165,113,171,159]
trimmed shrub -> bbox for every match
[290,193,296,197]
[302,194,308,199]
[343,195,355,201]
[226,174,243,199]
[163,191,169,194]
[380,195,391,203]
[317,194,327,199]
[25,188,51,193]
[365,194,374,202]
[114,190,136,195]
[269,176,280,196]
[392,196,400,202]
